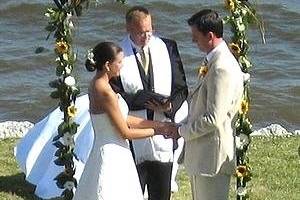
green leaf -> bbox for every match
[54,148,65,157]
[45,24,57,32]
[116,0,126,3]
[49,79,61,88]
[69,123,79,135]
[56,65,64,76]
[35,46,46,54]
[50,90,60,99]
[53,133,63,142]
[62,189,74,200]
[54,157,66,166]
[53,141,64,148]
[58,122,68,134]
[223,16,232,24]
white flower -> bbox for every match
[64,76,76,86]
[237,21,245,32]
[63,181,75,191]
[63,53,69,61]
[236,17,246,32]
[87,49,96,65]
[245,118,252,129]
[45,12,50,17]
[241,9,248,16]
[71,86,79,93]
[62,132,75,147]
[237,187,247,196]
[240,133,250,145]
[243,73,250,83]
[236,137,243,150]
[65,13,74,29]
[236,133,250,150]
[45,8,55,18]
[65,66,72,74]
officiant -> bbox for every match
[110,6,188,200]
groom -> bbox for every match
[110,6,188,200]
[175,9,245,200]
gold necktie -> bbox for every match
[140,48,149,75]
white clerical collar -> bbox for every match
[206,40,227,63]
[128,35,150,53]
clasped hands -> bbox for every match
[154,121,181,139]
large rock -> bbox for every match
[0,121,298,140]
[0,121,33,139]
[251,124,296,136]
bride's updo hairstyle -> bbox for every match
[85,42,123,72]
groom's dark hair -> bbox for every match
[187,9,223,38]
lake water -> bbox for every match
[0,0,299,130]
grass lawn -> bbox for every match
[1,136,299,200]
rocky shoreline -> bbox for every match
[0,121,299,140]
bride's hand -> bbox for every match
[154,122,180,139]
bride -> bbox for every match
[75,41,176,199]
[15,42,175,199]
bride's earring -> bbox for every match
[105,61,110,72]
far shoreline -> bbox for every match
[0,121,299,141]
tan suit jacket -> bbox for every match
[180,41,245,176]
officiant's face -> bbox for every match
[127,14,153,47]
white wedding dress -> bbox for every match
[73,94,144,199]
[15,94,143,199]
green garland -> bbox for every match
[224,0,265,199]
[45,0,125,199]
[45,0,264,199]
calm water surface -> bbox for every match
[0,0,299,130]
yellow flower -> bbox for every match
[229,42,241,57]
[67,105,77,118]
[240,99,249,114]
[236,165,248,178]
[225,0,236,11]
[197,65,209,78]
[55,40,69,54]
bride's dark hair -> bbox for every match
[85,42,123,72]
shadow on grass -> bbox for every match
[0,173,38,200]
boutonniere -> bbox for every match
[197,65,209,78]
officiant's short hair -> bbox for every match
[126,6,150,23]
[187,9,223,38]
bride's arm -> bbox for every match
[127,115,177,138]
[100,90,155,140]
[127,115,165,130]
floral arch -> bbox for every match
[45,0,265,199]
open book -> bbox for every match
[133,90,169,105]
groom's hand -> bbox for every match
[161,123,180,140]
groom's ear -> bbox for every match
[207,31,214,40]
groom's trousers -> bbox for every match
[137,161,173,200]
[191,173,231,200]
[190,161,232,200]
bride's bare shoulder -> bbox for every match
[89,80,117,114]
[91,79,116,102]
